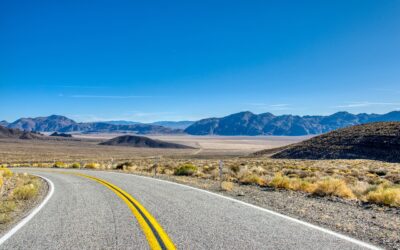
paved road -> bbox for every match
[0,168,378,249]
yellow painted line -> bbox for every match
[58,171,176,250]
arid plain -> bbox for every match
[1,134,399,249]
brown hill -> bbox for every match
[269,122,400,162]
[0,125,44,139]
[99,135,194,149]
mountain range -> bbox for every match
[6,115,183,135]
[3,111,400,136]
[184,111,400,136]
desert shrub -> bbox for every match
[71,162,81,168]
[239,174,267,186]
[367,185,400,207]
[313,178,355,199]
[85,162,100,169]
[0,167,13,178]
[220,181,234,191]
[12,184,38,200]
[53,161,66,168]
[174,164,197,176]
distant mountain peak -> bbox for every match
[185,111,400,136]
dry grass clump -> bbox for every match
[367,184,400,207]
[220,181,234,191]
[269,173,317,193]
[12,184,38,200]
[312,178,355,199]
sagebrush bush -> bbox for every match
[174,164,197,176]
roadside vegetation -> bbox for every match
[3,158,399,207]
[0,167,42,225]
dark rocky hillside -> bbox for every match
[185,111,400,136]
[0,125,44,139]
[270,122,400,162]
[99,135,194,149]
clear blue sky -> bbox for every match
[1,0,399,122]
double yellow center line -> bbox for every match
[69,172,176,250]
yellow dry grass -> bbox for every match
[367,185,400,207]
[0,168,42,224]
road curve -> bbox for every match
[0,168,378,250]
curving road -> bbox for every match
[0,168,379,250]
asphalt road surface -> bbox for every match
[0,168,379,250]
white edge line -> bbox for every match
[103,170,382,250]
[0,174,55,245]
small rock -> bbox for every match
[237,192,245,196]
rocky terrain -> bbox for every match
[185,111,400,136]
[271,122,400,162]
[99,135,194,149]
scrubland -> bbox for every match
[0,167,42,227]
[4,158,400,207]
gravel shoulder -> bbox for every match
[126,171,400,250]
[0,176,48,237]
